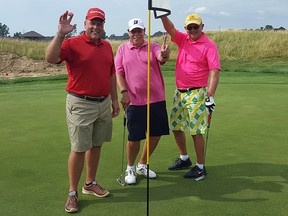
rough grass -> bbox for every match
[1,30,288,61]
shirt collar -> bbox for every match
[185,32,206,43]
[81,32,103,45]
[127,40,148,49]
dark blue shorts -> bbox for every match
[127,101,169,141]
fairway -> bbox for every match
[0,71,288,216]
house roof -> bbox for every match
[22,31,44,38]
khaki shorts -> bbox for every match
[66,94,112,152]
[169,88,208,135]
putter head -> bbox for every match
[194,175,205,182]
[116,178,126,186]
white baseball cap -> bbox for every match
[128,18,145,31]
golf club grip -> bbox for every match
[124,114,127,127]
[208,113,212,128]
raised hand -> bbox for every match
[58,11,77,37]
[161,34,170,60]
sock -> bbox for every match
[180,155,189,161]
[196,163,204,170]
[137,163,146,168]
[127,165,135,171]
[68,191,77,196]
[85,180,96,187]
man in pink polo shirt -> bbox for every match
[160,14,220,181]
[45,8,120,213]
[115,18,170,185]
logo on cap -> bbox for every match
[86,8,105,21]
[90,10,105,17]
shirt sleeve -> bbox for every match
[171,30,186,47]
[59,38,73,63]
[207,42,221,71]
[115,44,125,75]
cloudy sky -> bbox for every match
[1,0,287,37]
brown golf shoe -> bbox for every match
[65,192,78,213]
[82,181,110,198]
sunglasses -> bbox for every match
[186,25,200,30]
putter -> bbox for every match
[116,112,127,186]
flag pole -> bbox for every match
[146,4,151,216]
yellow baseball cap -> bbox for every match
[185,14,202,26]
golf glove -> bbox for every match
[205,96,216,114]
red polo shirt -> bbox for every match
[59,33,115,97]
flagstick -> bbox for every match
[146,8,151,216]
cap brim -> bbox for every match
[186,20,201,26]
[128,25,145,31]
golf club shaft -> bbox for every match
[121,112,127,174]
[116,111,127,187]
[204,113,212,161]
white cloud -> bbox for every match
[218,12,231,17]
[257,10,265,14]
[185,7,208,14]
[194,7,208,13]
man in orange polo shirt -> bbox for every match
[45,7,119,213]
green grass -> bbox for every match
[0,65,288,216]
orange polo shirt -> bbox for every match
[59,33,115,97]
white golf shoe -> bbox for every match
[136,164,157,179]
[125,169,136,185]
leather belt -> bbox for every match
[68,92,107,102]
[177,87,202,93]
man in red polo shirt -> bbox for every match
[45,7,119,213]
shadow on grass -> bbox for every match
[77,162,288,210]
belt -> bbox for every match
[177,87,202,93]
[68,92,107,102]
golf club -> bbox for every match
[204,113,212,161]
[116,112,127,186]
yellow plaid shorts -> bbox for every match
[169,87,208,135]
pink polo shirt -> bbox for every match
[115,41,165,106]
[172,30,221,88]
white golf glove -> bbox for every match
[205,96,216,114]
